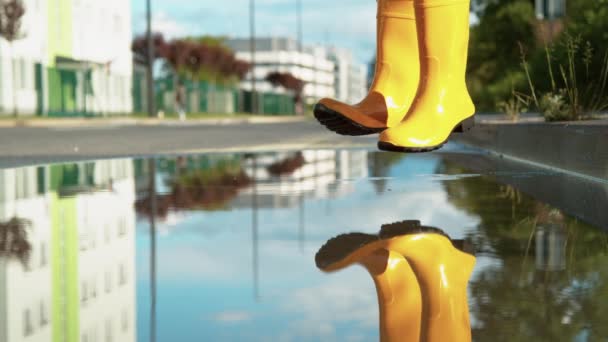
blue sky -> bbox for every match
[131,0,377,64]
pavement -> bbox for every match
[0,120,376,168]
[1,114,606,180]
[0,115,308,128]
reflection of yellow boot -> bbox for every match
[314,0,420,136]
[378,0,475,152]
[315,221,475,342]
[383,225,476,342]
[315,224,423,342]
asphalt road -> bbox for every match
[0,120,376,168]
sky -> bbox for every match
[130,0,377,64]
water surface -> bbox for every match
[0,145,606,341]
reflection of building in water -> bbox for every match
[535,223,567,271]
[0,166,52,342]
[234,150,369,208]
[0,160,136,342]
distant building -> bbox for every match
[226,37,335,105]
[233,149,369,209]
[534,0,566,42]
[0,0,133,116]
[328,48,368,105]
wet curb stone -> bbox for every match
[453,120,608,181]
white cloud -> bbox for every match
[152,11,189,39]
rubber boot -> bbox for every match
[378,0,475,152]
[315,228,422,342]
[314,0,420,136]
[383,226,476,342]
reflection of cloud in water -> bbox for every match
[278,277,378,341]
[259,188,479,241]
[212,310,253,323]
[284,278,378,326]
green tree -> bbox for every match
[467,0,537,111]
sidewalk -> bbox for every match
[453,118,608,181]
[0,115,309,128]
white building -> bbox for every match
[0,160,137,342]
[328,48,368,105]
[227,37,335,104]
[0,0,133,116]
[233,149,369,209]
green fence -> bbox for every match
[137,75,296,115]
[36,63,129,117]
[242,91,295,115]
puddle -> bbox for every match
[0,147,606,341]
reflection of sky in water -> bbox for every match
[136,152,482,341]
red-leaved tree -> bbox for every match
[0,0,25,117]
[266,72,306,105]
[131,33,167,66]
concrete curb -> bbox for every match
[453,119,608,181]
[0,115,310,128]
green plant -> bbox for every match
[522,34,608,121]
[539,91,570,122]
[497,89,530,122]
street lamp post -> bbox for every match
[296,0,303,114]
[146,0,156,118]
[250,0,257,114]
[297,0,302,53]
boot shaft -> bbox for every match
[414,0,472,85]
[371,0,419,95]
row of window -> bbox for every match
[81,309,131,342]
[23,300,49,337]
[81,262,129,304]
[79,216,130,252]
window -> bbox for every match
[105,318,113,342]
[121,309,129,332]
[40,300,49,326]
[40,242,47,267]
[118,218,127,237]
[118,263,126,286]
[90,278,97,299]
[104,223,111,244]
[104,270,113,293]
[23,309,34,337]
[81,282,88,304]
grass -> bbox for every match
[521,34,608,122]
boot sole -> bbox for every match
[377,115,475,153]
[314,103,387,136]
[315,220,472,271]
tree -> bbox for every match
[0,217,31,266]
[467,0,537,111]
[0,0,25,118]
[265,72,305,113]
[131,33,167,66]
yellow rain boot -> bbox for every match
[382,225,476,342]
[315,222,423,342]
[378,0,475,152]
[314,0,420,136]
